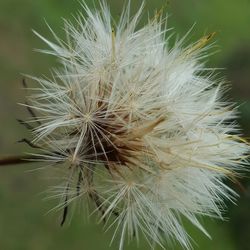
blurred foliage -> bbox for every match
[0,0,249,249]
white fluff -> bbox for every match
[26,2,249,249]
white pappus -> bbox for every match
[22,1,249,249]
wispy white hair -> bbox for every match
[24,1,249,249]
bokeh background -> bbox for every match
[0,0,250,249]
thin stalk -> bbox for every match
[0,155,42,167]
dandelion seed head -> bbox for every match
[24,1,249,249]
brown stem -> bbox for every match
[0,155,41,167]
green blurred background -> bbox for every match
[0,0,249,249]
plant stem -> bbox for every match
[0,155,39,167]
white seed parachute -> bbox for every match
[22,2,249,249]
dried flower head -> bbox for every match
[17,1,249,249]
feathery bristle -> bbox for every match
[19,2,249,249]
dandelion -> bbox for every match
[0,1,249,249]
